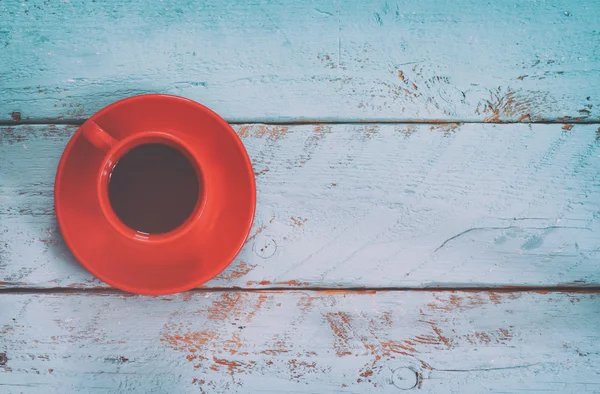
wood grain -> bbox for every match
[0,291,598,393]
[1,0,599,122]
[2,123,599,289]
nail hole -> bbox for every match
[253,236,277,259]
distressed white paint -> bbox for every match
[1,0,599,122]
[1,123,599,289]
[0,291,598,393]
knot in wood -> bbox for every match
[392,367,418,390]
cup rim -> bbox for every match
[96,131,207,244]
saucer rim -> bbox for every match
[54,94,256,295]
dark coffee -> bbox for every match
[108,143,200,234]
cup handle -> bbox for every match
[81,120,117,152]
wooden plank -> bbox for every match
[1,0,599,122]
[0,291,598,393]
[1,123,599,289]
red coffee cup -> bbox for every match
[55,94,256,295]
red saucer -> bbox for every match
[54,95,256,295]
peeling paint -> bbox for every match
[274,280,309,286]
[237,125,288,141]
[426,292,519,312]
[2,291,599,391]
[290,216,308,227]
[562,124,574,131]
[479,89,551,122]
[216,261,257,281]
[205,293,248,321]
[429,122,460,135]
[324,312,354,357]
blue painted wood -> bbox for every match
[1,1,599,391]
[2,123,599,289]
[0,0,599,122]
[1,291,599,393]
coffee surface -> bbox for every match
[108,143,200,234]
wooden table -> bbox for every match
[1,1,599,392]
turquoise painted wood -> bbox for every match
[1,291,599,393]
[1,124,599,289]
[0,0,599,122]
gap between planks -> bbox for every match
[1,119,600,127]
[1,285,600,295]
